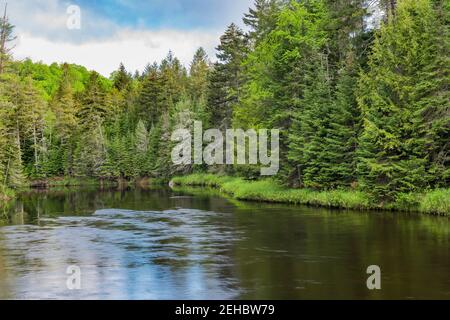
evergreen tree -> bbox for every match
[48,64,78,176]
[77,71,110,127]
[236,0,329,183]
[73,126,106,177]
[289,54,334,188]
[135,119,149,176]
[138,63,162,126]
[189,47,210,109]
[112,63,131,91]
[0,93,23,188]
[425,0,450,187]
[357,0,448,199]
[0,4,16,74]
[243,0,282,45]
[207,24,248,130]
[159,51,187,114]
[74,72,109,177]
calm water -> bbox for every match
[0,186,448,300]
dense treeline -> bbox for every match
[0,0,448,204]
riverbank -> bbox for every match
[171,174,449,216]
[29,177,120,188]
[0,177,168,204]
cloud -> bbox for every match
[7,0,119,43]
[15,29,222,76]
[7,0,253,76]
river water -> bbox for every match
[0,187,448,299]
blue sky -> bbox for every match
[9,0,253,76]
[73,0,251,29]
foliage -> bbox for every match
[0,0,447,215]
[172,174,448,215]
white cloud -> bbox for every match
[8,0,119,42]
[15,28,221,76]
[8,0,245,76]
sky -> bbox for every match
[7,0,254,76]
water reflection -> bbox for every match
[0,187,449,299]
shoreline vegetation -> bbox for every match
[1,174,448,217]
[171,174,450,216]
[0,176,163,201]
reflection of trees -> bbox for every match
[0,236,13,299]
[231,207,450,299]
[0,187,448,299]
[0,187,244,298]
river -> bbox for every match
[0,186,448,299]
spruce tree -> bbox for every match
[49,64,78,176]
[243,0,282,45]
[237,0,329,183]
[135,119,149,176]
[0,4,16,74]
[112,63,131,91]
[138,62,162,126]
[206,24,248,130]
[357,0,447,199]
[289,54,333,189]
[189,47,210,111]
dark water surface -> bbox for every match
[0,187,448,300]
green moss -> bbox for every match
[171,174,449,215]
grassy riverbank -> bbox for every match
[171,174,449,216]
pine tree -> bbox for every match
[357,0,448,199]
[112,63,131,91]
[22,77,47,177]
[138,63,162,126]
[0,94,23,188]
[77,71,110,128]
[324,0,368,72]
[318,53,361,188]
[153,112,173,179]
[74,72,109,177]
[0,4,16,74]
[422,0,449,187]
[289,54,333,189]
[47,64,78,176]
[159,51,187,115]
[135,119,149,176]
[243,0,282,45]
[207,24,248,130]
[189,47,210,110]
[237,0,329,183]
[73,125,106,177]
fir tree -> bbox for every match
[112,63,131,91]
[357,0,447,199]
[189,47,210,110]
[0,4,16,74]
[207,24,248,130]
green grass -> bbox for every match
[171,174,449,215]
[0,186,15,202]
[418,189,450,215]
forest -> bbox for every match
[0,0,448,213]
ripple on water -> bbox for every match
[0,207,243,299]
